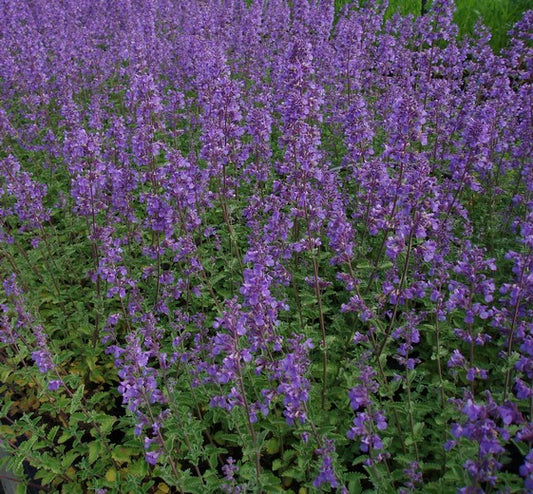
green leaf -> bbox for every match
[282,448,297,462]
[0,396,13,417]
[264,438,280,455]
[346,472,363,494]
[61,482,84,494]
[69,412,86,426]
[513,439,530,456]
[413,422,424,437]
[213,431,240,445]
[127,459,148,477]
[88,441,102,465]
[178,475,204,494]
[281,467,305,482]
[92,413,116,436]
[34,469,57,486]
[112,446,135,464]
[61,450,80,469]
[69,384,85,415]
[47,425,60,442]
[39,454,62,474]
[58,431,73,444]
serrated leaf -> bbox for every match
[213,431,240,445]
[112,446,135,463]
[513,439,530,456]
[69,412,85,426]
[58,431,73,444]
[127,459,148,477]
[0,368,12,382]
[105,467,117,482]
[0,425,15,437]
[155,483,170,493]
[413,422,424,436]
[61,480,82,494]
[282,468,305,482]
[92,413,116,436]
[347,473,363,494]
[34,469,57,486]
[47,425,60,442]
[0,397,13,418]
[264,438,280,455]
[282,448,297,462]
[69,384,85,414]
[62,450,79,468]
[40,455,62,474]
[88,441,102,465]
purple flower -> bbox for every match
[313,439,339,490]
[31,325,55,373]
[400,461,422,492]
[519,450,533,491]
[145,449,161,466]
[448,392,508,487]
[0,303,17,344]
[275,334,313,425]
[47,380,63,391]
[222,457,239,481]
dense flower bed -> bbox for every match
[0,0,532,492]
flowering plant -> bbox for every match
[0,0,532,492]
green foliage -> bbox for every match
[1,1,531,493]
[453,0,532,51]
[334,0,531,51]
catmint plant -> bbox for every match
[0,1,532,492]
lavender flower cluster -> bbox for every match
[0,0,532,492]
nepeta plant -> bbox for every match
[0,0,532,492]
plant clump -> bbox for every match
[0,0,532,492]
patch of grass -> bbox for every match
[454,0,531,51]
[334,0,531,51]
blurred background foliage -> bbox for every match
[333,0,532,52]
